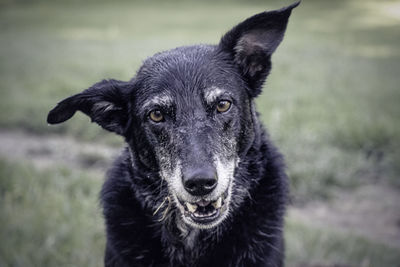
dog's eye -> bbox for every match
[149,110,164,122]
[216,100,231,113]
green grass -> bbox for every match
[0,159,105,267]
[1,158,399,267]
[285,217,400,266]
[1,0,400,265]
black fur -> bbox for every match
[47,3,299,266]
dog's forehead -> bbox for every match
[134,45,243,106]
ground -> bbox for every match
[1,130,399,251]
[0,0,400,266]
[1,129,399,266]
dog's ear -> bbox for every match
[218,2,299,97]
[47,79,131,135]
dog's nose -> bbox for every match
[183,167,217,196]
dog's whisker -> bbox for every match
[153,196,169,216]
[157,175,165,199]
[119,220,137,226]
[257,231,283,239]
[264,222,284,227]
[158,196,171,222]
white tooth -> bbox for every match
[185,202,198,213]
[212,197,222,209]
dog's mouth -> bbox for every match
[176,190,230,228]
[184,197,223,221]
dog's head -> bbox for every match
[47,3,298,229]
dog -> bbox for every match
[47,2,298,266]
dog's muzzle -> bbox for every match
[167,160,234,228]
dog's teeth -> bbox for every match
[185,202,198,213]
[212,197,222,209]
[192,208,218,218]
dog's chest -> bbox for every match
[163,226,206,265]
[182,229,200,252]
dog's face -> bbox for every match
[47,3,298,229]
[132,46,248,228]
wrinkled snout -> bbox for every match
[182,166,217,196]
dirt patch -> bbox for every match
[0,129,119,174]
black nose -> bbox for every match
[183,167,217,196]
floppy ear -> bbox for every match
[47,79,131,135]
[218,2,299,97]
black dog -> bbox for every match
[47,2,298,266]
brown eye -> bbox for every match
[216,100,231,113]
[149,110,164,122]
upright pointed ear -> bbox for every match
[218,2,299,97]
[47,79,132,135]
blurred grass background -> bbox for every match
[0,0,399,266]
